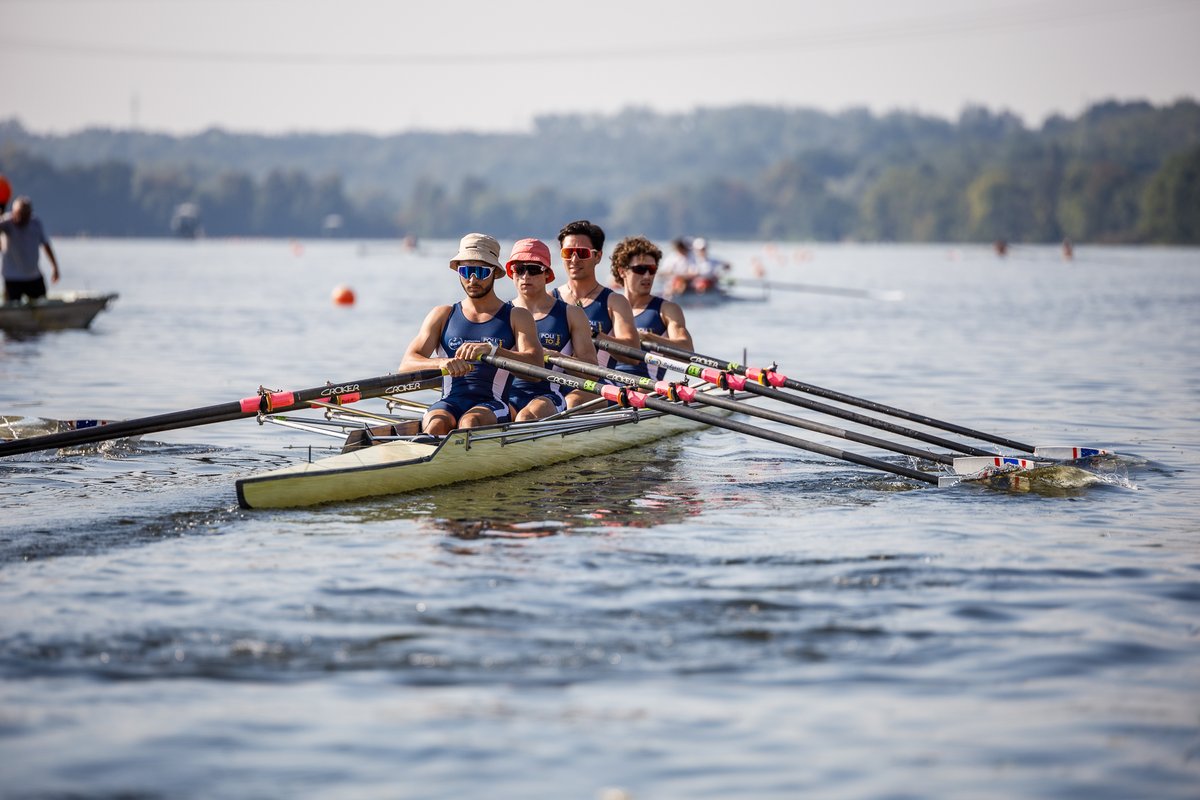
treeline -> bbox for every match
[0,100,1197,243]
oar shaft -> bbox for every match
[639,339,1036,453]
[733,278,877,298]
[595,338,992,456]
[485,354,937,486]
[546,354,953,465]
[0,369,444,457]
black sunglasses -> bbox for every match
[512,263,547,276]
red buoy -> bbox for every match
[331,285,355,306]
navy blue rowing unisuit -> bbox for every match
[553,286,615,367]
[508,298,575,412]
[430,302,516,421]
[614,297,668,380]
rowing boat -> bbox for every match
[235,399,731,510]
[0,291,119,334]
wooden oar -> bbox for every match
[545,353,955,467]
[0,368,445,458]
[638,339,1040,453]
[482,353,938,486]
[594,338,995,457]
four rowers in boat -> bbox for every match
[400,228,695,437]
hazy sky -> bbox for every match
[3,0,1198,136]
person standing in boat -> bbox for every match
[398,233,542,436]
[609,235,694,381]
[504,238,599,421]
[551,219,640,407]
[0,196,61,304]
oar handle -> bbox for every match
[0,368,444,458]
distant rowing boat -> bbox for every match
[0,292,118,334]
[665,282,767,308]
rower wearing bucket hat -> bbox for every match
[505,238,599,421]
[399,233,542,436]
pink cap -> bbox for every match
[505,238,554,281]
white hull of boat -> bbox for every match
[0,292,118,333]
[236,404,724,509]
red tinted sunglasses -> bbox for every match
[561,247,596,260]
[627,264,658,275]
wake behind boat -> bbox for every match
[0,291,118,334]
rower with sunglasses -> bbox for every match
[504,238,599,421]
[398,233,542,436]
[551,220,641,407]
[609,235,694,381]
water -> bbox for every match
[1,239,1198,799]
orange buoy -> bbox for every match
[331,285,355,306]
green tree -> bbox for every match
[965,168,1037,241]
[1140,146,1200,243]
[758,160,855,240]
[1056,160,1141,243]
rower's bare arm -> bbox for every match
[399,306,468,375]
[602,293,643,365]
[565,305,598,365]
[653,300,694,351]
[506,306,544,367]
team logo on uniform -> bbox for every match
[448,336,465,350]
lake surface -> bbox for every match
[1,238,1198,799]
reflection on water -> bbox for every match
[342,444,707,538]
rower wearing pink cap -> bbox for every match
[398,233,542,436]
[505,238,599,421]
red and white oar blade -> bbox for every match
[951,455,1046,476]
[1032,445,1112,460]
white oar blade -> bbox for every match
[952,455,1046,476]
[1032,445,1112,460]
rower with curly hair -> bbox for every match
[608,235,694,380]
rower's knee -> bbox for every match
[423,411,454,436]
[459,409,499,428]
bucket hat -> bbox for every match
[505,238,554,282]
[449,233,503,273]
